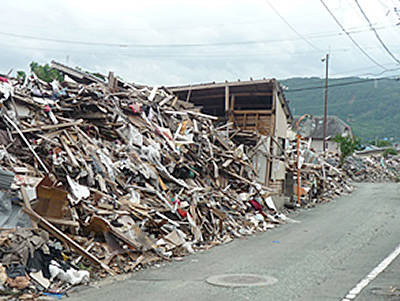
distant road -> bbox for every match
[67,183,400,301]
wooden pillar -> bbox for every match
[186,89,192,102]
[225,85,230,113]
[267,84,277,186]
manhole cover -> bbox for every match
[206,274,278,287]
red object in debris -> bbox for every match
[177,209,187,218]
[171,198,188,218]
[44,105,51,113]
[128,105,137,114]
[0,76,9,83]
[250,199,263,212]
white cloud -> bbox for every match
[0,0,399,84]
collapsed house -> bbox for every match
[170,79,292,206]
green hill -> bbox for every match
[280,77,400,142]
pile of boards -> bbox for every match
[0,62,284,297]
[300,157,354,203]
[287,144,354,205]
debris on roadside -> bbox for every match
[342,154,400,183]
[0,62,291,298]
[1,60,383,298]
[286,137,354,206]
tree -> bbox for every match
[334,134,360,167]
[16,71,26,81]
[30,62,63,83]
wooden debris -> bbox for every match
[0,62,290,285]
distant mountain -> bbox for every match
[280,77,400,142]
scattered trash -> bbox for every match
[0,62,296,298]
[342,155,400,183]
[1,61,388,299]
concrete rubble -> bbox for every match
[0,61,375,299]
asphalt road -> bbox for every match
[66,183,400,301]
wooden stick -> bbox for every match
[12,119,84,134]
[22,208,116,275]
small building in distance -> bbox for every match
[291,115,353,153]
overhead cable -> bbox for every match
[319,0,388,70]
[265,0,324,52]
[284,76,398,92]
[0,22,397,49]
[354,0,400,64]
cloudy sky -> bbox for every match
[1,0,400,86]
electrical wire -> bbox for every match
[354,0,400,64]
[265,0,324,52]
[377,0,391,9]
[333,65,400,77]
[319,0,388,70]
[0,20,397,49]
[0,30,330,48]
[0,29,348,48]
[284,76,399,92]
[2,41,399,60]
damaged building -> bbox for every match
[169,79,292,206]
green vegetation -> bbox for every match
[281,77,400,142]
[75,66,106,81]
[16,71,26,81]
[334,134,360,167]
[30,62,63,83]
[366,139,393,147]
[383,148,397,157]
[92,72,106,81]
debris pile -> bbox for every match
[287,144,354,205]
[343,155,400,182]
[0,62,284,296]
[300,157,354,203]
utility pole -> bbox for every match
[323,53,329,153]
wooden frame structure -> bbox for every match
[169,79,292,194]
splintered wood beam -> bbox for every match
[12,119,84,134]
[22,207,116,275]
[224,169,275,192]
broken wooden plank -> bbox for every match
[22,207,116,275]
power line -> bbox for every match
[2,40,400,60]
[0,42,324,57]
[0,21,398,49]
[284,76,398,92]
[354,0,400,64]
[335,65,400,77]
[377,0,391,9]
[0,29,330,48]
[319,0,388,70]
[265,0,324,52]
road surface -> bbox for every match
[66,183,400,300]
